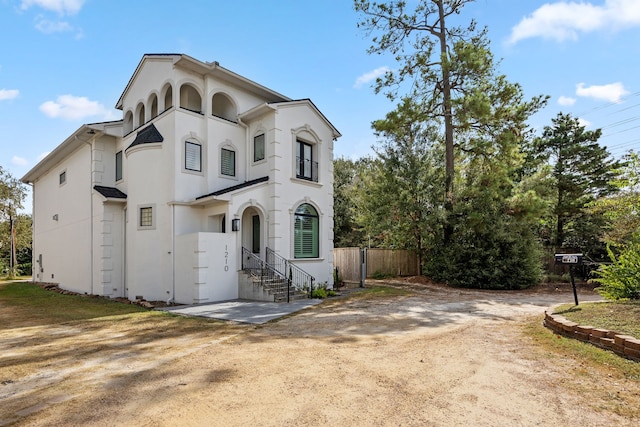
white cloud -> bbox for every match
[40,94,112,120]
[558,96,576,106]
[508,0,640,44]
[576,82,629,103]
[0,89,19,100]
[21,0,86,15]
[35,17,73,33]
[577,117,592,128]
[354,66,390,89]
[12,156,29,167]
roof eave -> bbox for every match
[21,125,102,184]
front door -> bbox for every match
[252,215,260,254]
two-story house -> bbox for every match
[21,53,341,304]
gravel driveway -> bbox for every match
[2,279,638,427]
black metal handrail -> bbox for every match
[266,247,314,297]
[242,247,292,302]
[296,156,319,182]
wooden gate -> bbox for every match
[333,247,419,286]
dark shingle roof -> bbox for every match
[196,176,269,200]
[94,185,127,199]
[126,123,164,151]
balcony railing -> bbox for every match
[296,157,318,182]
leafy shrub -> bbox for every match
[311,288,328,299]
[17,263,32,276]
[593,237,640,300]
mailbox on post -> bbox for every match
[554,253,583,305]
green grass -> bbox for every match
[524,320,640,381]
[0,281,147,327]
[553,301,640,338]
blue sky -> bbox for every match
[1,0,639,205]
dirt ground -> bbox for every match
[1,279,639,426]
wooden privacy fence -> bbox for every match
[333,247,419,285]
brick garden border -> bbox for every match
[544,308,640,362]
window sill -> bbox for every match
[293,257,324,262]
[290,177,322,188]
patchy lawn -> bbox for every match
[0,281,147,329]
[553,300,640,338]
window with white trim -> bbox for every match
[138,205,155,230]
[115,151,123,181]
[221,148,235,176]
[185,141,202,172]
[296,140,317,182]
[254,133,265,162]
[139,207,153,227]
[59,170,66,186]
[294,203,319,258]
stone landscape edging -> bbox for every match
[544,305,640,362]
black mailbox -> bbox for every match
[554,253,583,265]
[554,253,583,305]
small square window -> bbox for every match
[221,148,235,176]
[139,207,153,227]
[254,134,265,162]
[59,170,66,185]
[185,141,202,172]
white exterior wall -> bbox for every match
[123,117,175,301]
[268,104,336,287]
[174,232,237,304]
[25,54,339,303]
[32,144,92,293]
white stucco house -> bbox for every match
[21,53,340,304]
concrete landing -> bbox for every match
[157,298,322,324]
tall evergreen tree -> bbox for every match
[533,112,621,249]
[333,157,368,248]
[353,98,444,272]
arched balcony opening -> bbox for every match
[179,83,202,114]
[211,92,236,122]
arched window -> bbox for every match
[123,111,133,134]
[149,94,158,119]
[136,103,145,128]
[211,92,236,122]
[163,84,173,111]
[179,84,202,113]
[294,204,319,258]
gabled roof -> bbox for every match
[94,185,127,200]
[126,123,164,151]
[196,176,269,200]
[239,99,341,140]
[116,54,291,110]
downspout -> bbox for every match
[236,115,250,182]
[169,203,175,305]
[84,138,94,295]
[237,115,250,257]
[26,182,35,282]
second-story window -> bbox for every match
[254,134,265,162]
[115,151,123,181]
[296,140,317,182]
[185,141,202,172]
[221,148,235,177]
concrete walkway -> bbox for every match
[157,298,323,324]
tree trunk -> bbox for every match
[437,0,455,244]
